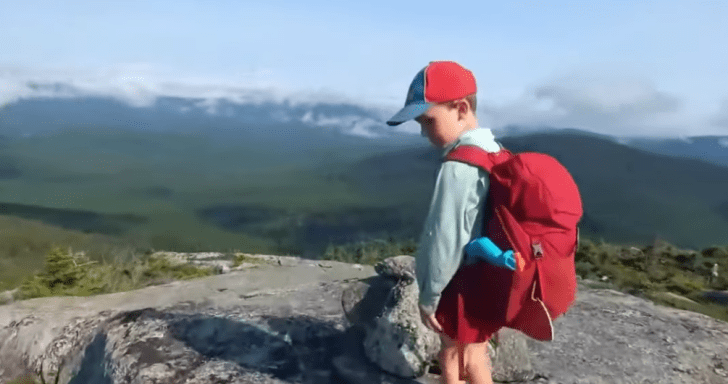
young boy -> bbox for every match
[387,61,501,384]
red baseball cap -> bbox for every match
[387,61,477,126]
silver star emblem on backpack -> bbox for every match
[532,243,544,259]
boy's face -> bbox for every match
[415,102,465,148]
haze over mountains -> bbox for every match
[2,88,727,166]
[0,89,727,253]
[0,94,415,144]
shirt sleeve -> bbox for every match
[415,160,490,314]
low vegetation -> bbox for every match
[322,237,728,322]
[321,237,418,265]
[2,233,727,383]
[14,246,212,301]
[574,238,728,322]
[231,252,267,267]
[2,222,726,323]
[2,227,726,319]
[0,214,155,292]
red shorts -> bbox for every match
[435,262,511,343]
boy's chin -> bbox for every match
[427,140,445,149]
[423,136,445,148]
[430,138,452,149]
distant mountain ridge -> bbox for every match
[623,135,728,168]
[349,130,728,249]
[502,126,728,168]
[0,91,727,251]
[506,131,728,248]
[3,94,726,168]
[0,94,415,144]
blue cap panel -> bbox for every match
[386,102,431,126]
[405,68,426,105]
[387,68,430,126]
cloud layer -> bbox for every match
[0,66,398,138]
[0,65,343,108]
[479,75,695,137]
[2,66,727,138]
[711,98,728,129]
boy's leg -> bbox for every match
[438,334,466,384]
[439,334,493,384]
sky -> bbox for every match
[1,0,728,138]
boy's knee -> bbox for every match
[437,344,459,362]
[463,343,490,368]
[438,341,490,371]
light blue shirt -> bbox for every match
[416,127,501,315]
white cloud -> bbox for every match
[0,64,386,118]
[614,137,631,145]
[300,111,314,124]
[297,112,383,138]
[4,65,727,139]
[0,64,324,109]
[480,75,691,137]
[388,120,421,135]
[348,119,383,138]
[710,99,728,129]
[535,79,679,117]
[194,99,219,116]
[306,114,359,128]
[270,110,292,123]
[0,64,170,107]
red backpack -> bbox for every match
[446,145,583,341]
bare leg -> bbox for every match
[438,334,493,384]
[438,334,465,384]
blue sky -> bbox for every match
[1,0,728,137]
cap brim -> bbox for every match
[386,102,432,126]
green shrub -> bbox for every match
[575,260,598,280]
[143,256,212,282]
[0,214,152,292]
[666,273,705,295]
[602,264,654,292]
[19,247,104,299]
[231,253,266,268]
[701,246,728,258]
[322,238,417,265]
[16,246,212,300]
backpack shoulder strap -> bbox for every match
[445,145,513,171]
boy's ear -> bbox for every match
[455,98,471,118]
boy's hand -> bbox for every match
[419,304,443,333]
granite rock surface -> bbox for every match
[0,254,727,384]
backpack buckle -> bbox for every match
[532,242,544,259]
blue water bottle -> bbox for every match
[465,237,517,271]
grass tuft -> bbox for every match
[231,253,267,268]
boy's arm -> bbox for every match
[416,161,489,315]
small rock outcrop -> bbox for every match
[366,256,440,377]
[374,255,416,283]
[361,279,440,378]
[342,255,534,381]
